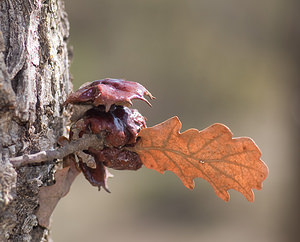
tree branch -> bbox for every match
[10,134,104,168]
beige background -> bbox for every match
[52,1,299,241]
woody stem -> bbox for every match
[9,134,104,168]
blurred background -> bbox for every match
[52,0,299,241]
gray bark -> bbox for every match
[0,0,72,241]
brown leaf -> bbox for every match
[132,116,268,202]
[36,159,80,228]
[64,78,154,111]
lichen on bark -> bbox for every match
[0,0,72,241]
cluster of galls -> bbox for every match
[64,78,154,192]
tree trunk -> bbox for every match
[0,0,72,241]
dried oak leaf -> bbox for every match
[132,116,268,202]
[36,158,80,228]
[64,78,154,111]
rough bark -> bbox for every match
[0,0,72,241]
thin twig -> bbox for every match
[9,134,104,168]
